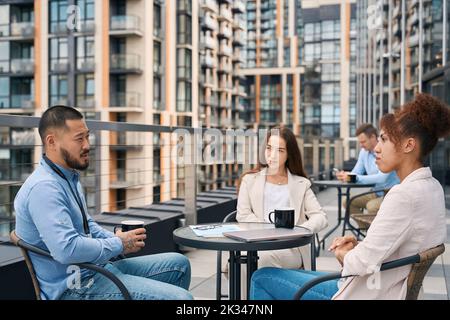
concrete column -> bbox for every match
[340,1,351,160]
[312,138,319,177]
[282,73,287,124]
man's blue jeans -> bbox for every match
[60,253,193,300]
[250,268,339,300]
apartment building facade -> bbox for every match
[301,0,357,160]
[356,0,450,197]
[0,0,246,220]
[240,0,304,135]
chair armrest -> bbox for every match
[293,272,343,300]
[17,239,132,300]
[77,263,132,300]
[293,253,420,300]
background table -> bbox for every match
[173,222,314,300]
[312,180,375,251]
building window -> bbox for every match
[304,43,321,62]
[177,0,192,45]
[177,48,191,79]
[321,41,340,60]
[154,76,161,110]
[176,81,192,112]
[321,20,340,40]
[76,36,94,70]
[154,3,162,37]
[0,77,9,108]
[76,73,95,108]
[49,0,68,34]
[49,74,68,105]
[49,37,68,72]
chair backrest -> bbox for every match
[222,210,237,223]
[406,243,445,300]
[10,230,42,300]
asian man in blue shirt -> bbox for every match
[14,106,193,300]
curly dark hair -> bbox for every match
[380,93,450,161]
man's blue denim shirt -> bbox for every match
[14,158,123,300]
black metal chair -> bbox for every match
[215,210,237,300]
[294,243,445,300]
[10,230,132,300]
[342,188,391,238]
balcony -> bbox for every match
[392,5,400,18]
[111,132,145,151]
[201,0,218,13]
[409,33,419,47]
[50,22,69,35]
[201,34,216,51]
[218,24,233,39]
[77,97,96,109]
[218,43,233,57]
[232,1,245,13]
[77,58,95,72]
[10,59,34,75]
[110,54,143,74]
[218,6,233,22]
[10,95,34,109]
[232,33,245,47]
[201,55,217,69]
[50,60,69,73]
[79,20,96,34]
[218,63,232,74]
[232,51,245,63]
[408,10,419,27]
[110,168,144,189]
[110,92,142,112]
[9,22,34,38]
[110,15,143,37]
[201,15,218,32]
[410,0,419,9]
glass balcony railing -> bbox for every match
[77,58,95,71]
[111,168,144,189]
[11,59,34,74]
[110,92,142,109]
[110,15,142,35]
[50,60,69,73]
[11,95,35,109]
[110,54,142,72]
[201,0,218,13]
[10,22,34,38]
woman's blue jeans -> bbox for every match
[60,253,193,300]
[250,268,339,300]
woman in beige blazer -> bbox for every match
[250,93,450,300]
[236,126,328,271]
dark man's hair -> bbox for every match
[38,106,84,145]
[355,123,378,138]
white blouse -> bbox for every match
[263,182,290,223]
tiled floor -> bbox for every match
[186,186,450,300]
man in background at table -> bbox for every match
[336,123,399,219]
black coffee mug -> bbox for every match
[114,220,145,233]
[347,173,357,183]
[268,208,295,229]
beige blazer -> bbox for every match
[333,167,447,300]
[236,168,328,270]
